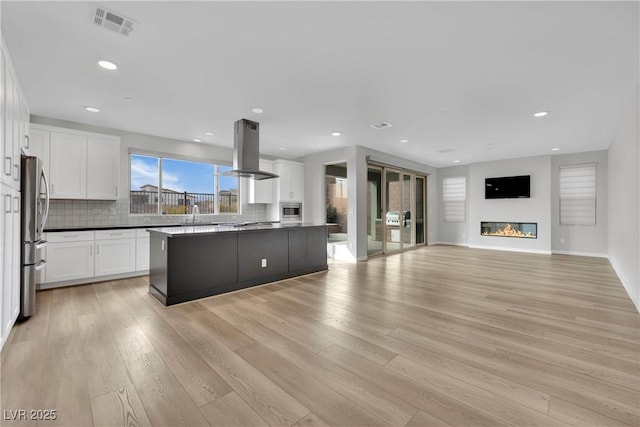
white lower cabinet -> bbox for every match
[136,229,150,271]
[95,230,136,276]
[1,184,20,347]
[43,228,150,287]
[45,231,95,283]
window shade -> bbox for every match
[560,164,596,225]
[443,176,466,222]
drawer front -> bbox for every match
[47,230,95,243]
[95,229,136,240]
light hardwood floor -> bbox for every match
[1,245,639,426]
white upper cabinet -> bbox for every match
[31,124,120,200]
[2,49,16,186]
[27,128,50,176]
[18,91,30,153]
[87,137,119,199]
[248,159,274,204]
[273,159,304,202]
[50,131,87,199]
[1,42,29,191]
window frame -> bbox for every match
[559,163,596,226]
[128,150,240,216]
[443,175,466,223]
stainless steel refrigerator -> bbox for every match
[20,155,49,319]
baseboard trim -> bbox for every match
[609,256,640,313]
[432,241,470,247]
[38,270,149,290]
[551,250,609,258]
[468,245,552,255]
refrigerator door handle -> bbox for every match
[35,240,48,250]
[35,260,46,271]
[39,167,50,237]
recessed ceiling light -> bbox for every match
[98,60,118,71]
[124,97,133,102]
[400,139,409,143]
[279,147,286,151]
[551,147,560,151]
[84,106,100,113]
[252,107,264,114]
[193,138,202,143]
[204,131,214,136]
[534,111,548,118]
[453,160,461,164]
[331,132,342,137]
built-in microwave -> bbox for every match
[281,202,302,222]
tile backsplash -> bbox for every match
[45,199,268,228]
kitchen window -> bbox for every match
[129,154,238,215]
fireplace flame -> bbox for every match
[482,223,536,238]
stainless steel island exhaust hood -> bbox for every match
[227,119,278,180]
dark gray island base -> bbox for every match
[147,223,328,306]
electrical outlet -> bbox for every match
[261,258,267,268]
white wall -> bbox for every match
[302,145,437,261]
[436,165,470,245]
[469,156,552,253]
[608,85,639,311]
[551,150,608,257]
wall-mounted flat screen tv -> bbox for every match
[485,175,530,199]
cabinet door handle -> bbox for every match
[4,195,11,213]
[96,244,100,255]
[51,183,55,194]
[4,157,11,175]
[14,164,20,181]
[24,135,29,149]
[115,186,118,196]
[89,245,92,255]
[13,196,19,213]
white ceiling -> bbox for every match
[2,1,638,167]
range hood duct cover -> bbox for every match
[228,119,278,180]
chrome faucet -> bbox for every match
[191,204,199,223]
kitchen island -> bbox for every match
[147,223,328,305]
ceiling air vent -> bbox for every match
[94,6,138,37]
[370,122,393,129]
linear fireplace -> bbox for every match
[481,222,537,239]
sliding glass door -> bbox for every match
[402,173,415,249]
[385,169,402,253]
[367,167,383,256]
[367,163,427,256]
[415,176,425,245]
